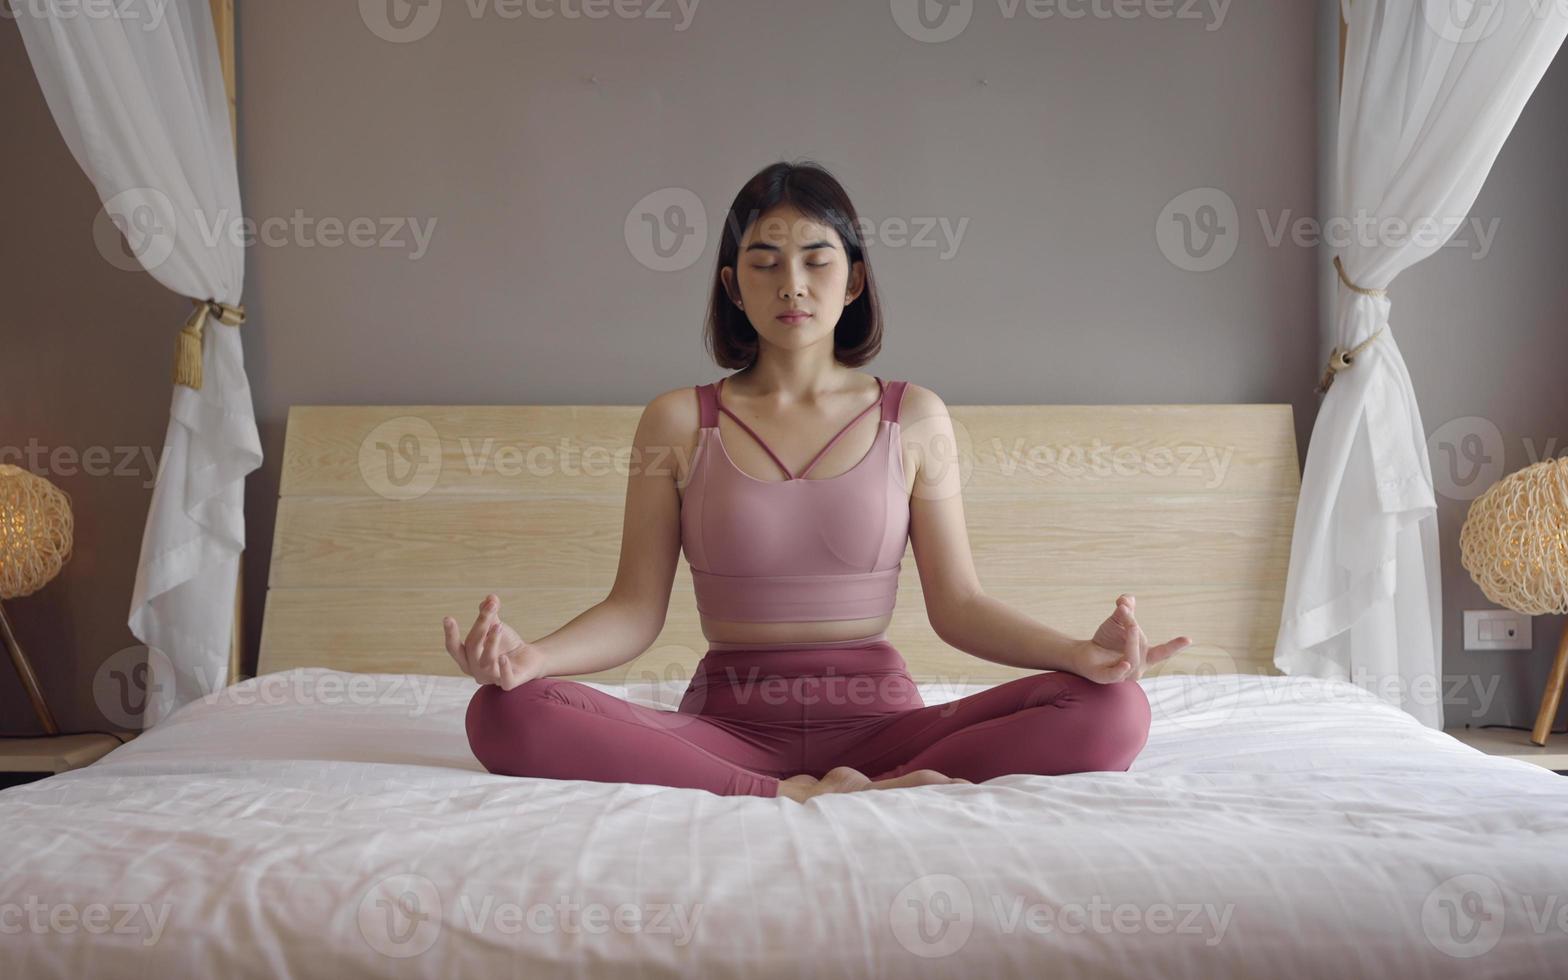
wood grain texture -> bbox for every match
[258,402,1300,682]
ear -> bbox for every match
[720,266,744,308]
[845,260,866,305]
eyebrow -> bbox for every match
[743,240,837,254]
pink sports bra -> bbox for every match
[679,376,912,623]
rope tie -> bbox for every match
[1316,256,1386,394]
[174,298,246,390]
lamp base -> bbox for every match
[1531,625,1568,746]
[0,599,60,736]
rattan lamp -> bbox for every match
[0,464,73,735]
[1459,455,1568,746]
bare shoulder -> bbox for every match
[638,385,702,441]
[896,381,950,426]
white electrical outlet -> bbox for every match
[1463,610,1533,651]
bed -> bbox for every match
[3,399,1566,978]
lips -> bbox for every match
[777,312,811,322]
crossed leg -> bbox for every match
[466,677,785,797]
[826,670,1152,783]
[466,670,1151,799]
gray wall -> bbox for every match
[0,0,1559,734]
[1395,49,1568,729]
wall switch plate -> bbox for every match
[1463,609,1533,651]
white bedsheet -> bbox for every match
[2,667,1566,979]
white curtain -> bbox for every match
[1275,0,1568,728]
[15,0,260,726]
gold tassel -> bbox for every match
[173,298,247,391]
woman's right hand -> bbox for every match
[442,594,547,690]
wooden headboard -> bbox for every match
[258,402,1299,685]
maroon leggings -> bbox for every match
[465,636,1151,797]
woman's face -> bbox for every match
[722,204,865,350]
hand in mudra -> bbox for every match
[442,594,546,691]
[1074,594,1191,684]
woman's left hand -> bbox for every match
[1073,594,1191,684]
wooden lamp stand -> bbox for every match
[0,599,59,735]
[1533,626,1568,746]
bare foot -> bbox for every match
[776,766,968,802]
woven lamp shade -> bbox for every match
[1459,456,1568,616]
[0,464,74,600]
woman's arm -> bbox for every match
[522,386,693,676]
[902,384,1189,682]
[442,387,692,685]
[901,384,1083,674]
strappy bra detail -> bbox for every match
[680,376,912,623]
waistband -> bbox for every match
[692,636,906,683]
[705,630,888,653]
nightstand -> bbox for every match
[0,733,134,790]
[1445,726,1568,775]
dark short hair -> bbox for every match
[703,160,884,369]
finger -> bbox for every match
[442,616,469,672]
[1116,596,1136,627]
[498,654,521,692]
[1148,636,1192,665]
[1118,619,1138,677]
[475,622,501,682]
[465,598,499,661]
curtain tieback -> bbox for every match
[174,298,246,391]
[1316,257,1386,394]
